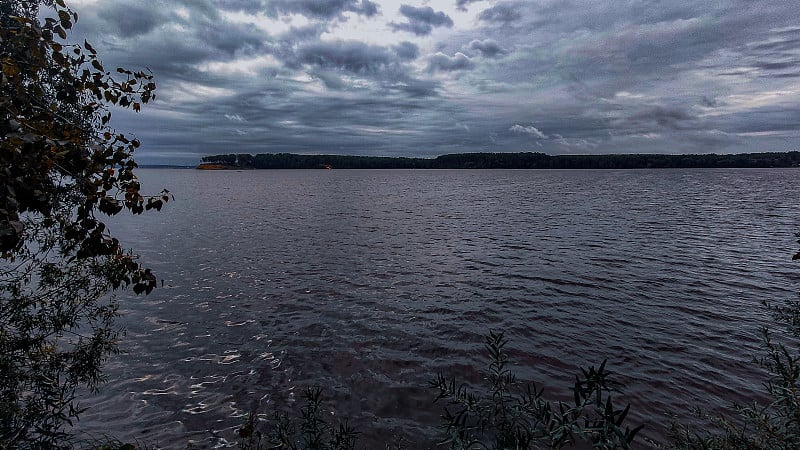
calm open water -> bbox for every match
[75,168,800,448]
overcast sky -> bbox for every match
[67,0,800,164]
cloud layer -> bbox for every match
[66,0,800,164]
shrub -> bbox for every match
[239,332,641,450]
[238,387,357,450]
[431,331,642,449]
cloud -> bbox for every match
[355,0,380,17]
[265,0,380,20]
[393,41,419,60]
[455,0,481,11]
[735,27,800,79]
[510,124,547,139]
[477,2,521,23]
[701,96,718,108]
[389,78,440,97]
[225,114,245,122]
[295,40,394,74]
[216,0,268,13]
[467,39,508,58]
[95,1,170,36]
[427,52,474,72]
[390,5,453,36]
[288,39,436,96]
[629,106,697,130]
[200,21,265,55]
[308,69,347,90]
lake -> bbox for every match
[74,168,800,448]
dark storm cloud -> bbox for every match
[477,3,522,24]
[96,2,168,36]
[467,39,508,58]
[265,0,380,20]
[289,40,437,96]
[393,41,419,60]
[201,21,265,54]
[138,89,456,159]
[390,5,453,36]
[734,27,800,78]
[755,61,798,71]
[83,2,269,70]
[701,96,718,108]
[295,40,394,74]
[628,106,698,130]
[355,0,380,17]
[564,17,722,80]
[751,37,800,52]
[265,24,329,69]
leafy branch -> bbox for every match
[431,331,642,449]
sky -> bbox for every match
[65,0,800,165]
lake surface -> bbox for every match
[75,168,800,448]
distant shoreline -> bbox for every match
[197,151,800,170]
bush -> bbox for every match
[238,387,358,450]
[238,331,641,450]
[431,331,642,449]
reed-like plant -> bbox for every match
[431,331,642,449]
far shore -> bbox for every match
[196,151,800,170]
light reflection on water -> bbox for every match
[75,168,800,448]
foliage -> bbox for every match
[1,0,163,446]
[235,336,640,450]
[431,331,642,449]
[238,387,358,450]
[1,0,162,258]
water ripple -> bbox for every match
[73,168,800,448]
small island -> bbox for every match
[198,151,800,170]
[196,163,231,170]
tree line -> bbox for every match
[201,151,800,170]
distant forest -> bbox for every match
[200,151,800,170]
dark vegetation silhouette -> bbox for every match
[201,151,800,170]
[237,332,642,450]
[1,0,166,446]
